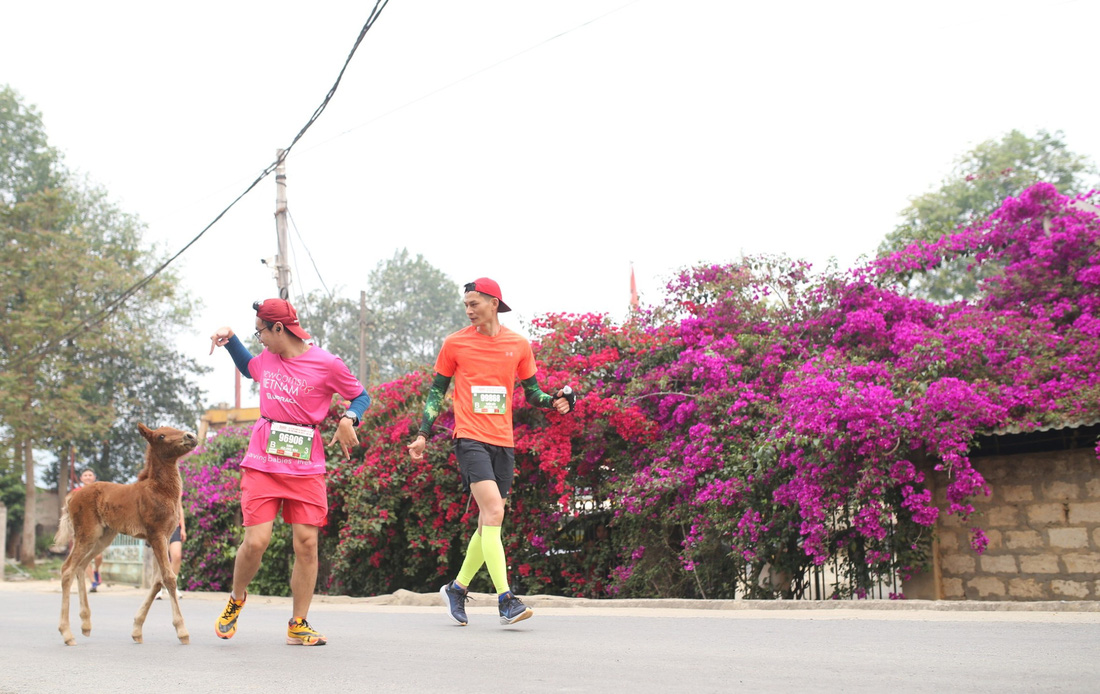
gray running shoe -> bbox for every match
[498,591,532,625]
[440,582,469,626]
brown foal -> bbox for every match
[55,423,198,645]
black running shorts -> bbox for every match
[454,438,515,498]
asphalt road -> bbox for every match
[3,582,1099,693]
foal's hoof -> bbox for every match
[81,628,91,637]
[178,633,190,645]
[64,637,77,646]
[132,633,143,644]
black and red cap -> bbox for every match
[254,298,311,340]
[465,278,511,313]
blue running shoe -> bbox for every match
[498,591,532,625]
[440,582,469,626]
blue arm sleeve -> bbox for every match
[226,335,254,378]
[347,388,371,420]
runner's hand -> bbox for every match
[552,388,573,414]
[329,416,359,458]
[209,327,234,354]
[407,434,427,461]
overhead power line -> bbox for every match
[17,0,390,368]
[287,208,335,300]
[304,0,644,155]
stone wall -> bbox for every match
[932,447,1100,600]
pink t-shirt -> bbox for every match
[241,345,363,475]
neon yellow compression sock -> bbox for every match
[455,530,485,588]
[481,525,511,595]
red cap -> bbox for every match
[254,298,311,340]
[466,278,511,313]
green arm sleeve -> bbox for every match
[521,375,557,409]
[419,373,452,436]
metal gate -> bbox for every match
[102,534,145,585]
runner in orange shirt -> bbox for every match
[407,278,574,626]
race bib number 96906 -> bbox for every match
[266,422,315,459]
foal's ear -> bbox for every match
[137,422,154,442]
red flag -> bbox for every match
[629,265,639,311]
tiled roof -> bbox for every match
[984,417,1100,437]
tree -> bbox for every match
[44,340,208,486]
[1,189,104,563]
[294,291,360,377]
[0,85,63,205]
[878,129,1097,301]
[0,86,207,564]
[48,186,207,484]
[295,249,466,385]
[364,249,467,382]
[0,443,22,554]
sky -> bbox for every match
[3,0,1100,409]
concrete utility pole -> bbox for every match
[20,439,34,566]
[274,149,292,299]
[0,501,7,581]
[359,291,368,385]
[58,447,70,501]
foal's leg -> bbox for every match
[132,537,164,644]
[58,548,83,645]
[75,554,89,637]
[160,546,188,645]
[154,532,190,645]
[134,535,189,644]
[78,531,117,637]
[132,579,161,644]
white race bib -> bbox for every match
[471,385,507,415]
[265,421,315,459]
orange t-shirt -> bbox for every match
[434,325,537,447]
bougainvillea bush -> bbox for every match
[183,184,1100,600]
[610,183,1100,598]
[178,427,246,592]
[324,371,461,595]
[179,425,294,596]
[324,320,660,598]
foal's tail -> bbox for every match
[53,498,74,549]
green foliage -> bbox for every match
[0,445,24,531]
[295,291,360,376]
[0,85,63,204]
[296,249,467,386]
[22,556,62,580]
[43,339,208,484]
[364,248,468,381]
[879,129,1097,301]
[0,85,208,504]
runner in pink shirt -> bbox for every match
[208,298,369,647]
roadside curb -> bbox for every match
[4,579,1099,612]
